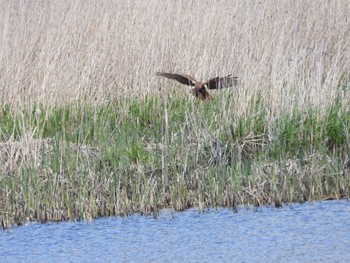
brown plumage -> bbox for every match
[156,72,239,101]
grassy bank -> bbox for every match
[0,93,349,229]
[1,1,350,229]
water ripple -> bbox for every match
[1,200,350,262]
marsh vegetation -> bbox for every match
[0,1,349,229]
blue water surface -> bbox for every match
[1,200,350,262]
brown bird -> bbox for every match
[156,72,239,101]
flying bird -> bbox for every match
[156,72,239,101]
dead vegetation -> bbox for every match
[0,1,349,229]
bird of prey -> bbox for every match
[156,72,239,101]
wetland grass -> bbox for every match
[0,94,349,229]
[1,1,350,229]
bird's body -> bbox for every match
[156,72,239,101]
[192,81,211,100]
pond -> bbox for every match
[1,200,349,262]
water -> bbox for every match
[1,200,350,262]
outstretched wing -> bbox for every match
[205,75,239,90]
[156,72,196,86]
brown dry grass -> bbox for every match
[0,1,349,229]
[0,1,349,114]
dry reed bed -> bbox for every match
[1,1,349,111]
[0,1,349,228]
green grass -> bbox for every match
[0,92,349,229]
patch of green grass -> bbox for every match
[0,94,349,229]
